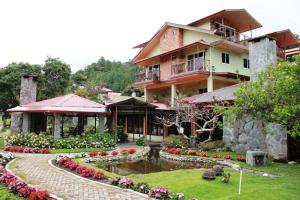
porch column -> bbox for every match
[143,108,148,144]
[207,75,213,92]
[144,88,148,102]
[191,117,197,136]
[171,84,176,107]
[163,125,168,138]
[53,113,62,139]
[22,113,31,133]
[99,115,105,134]
[124,116,128,133]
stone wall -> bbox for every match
[223,116,287,161]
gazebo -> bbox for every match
[8,94,109,138]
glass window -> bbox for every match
[222,53,230,64]
[243,58,250,68]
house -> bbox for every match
[133,9,299,106]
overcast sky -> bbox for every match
[0,0,299,72]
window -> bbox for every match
[187,52,205,71]
[199,88,208,94]
[147,64,160,80]
[222,53,230,64]
[243,58,250,68]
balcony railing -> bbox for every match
[171,59,210,76]
[212,22,251,43]
[135,70,160,83]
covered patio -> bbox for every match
[7,94,109,138]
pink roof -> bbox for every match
[151,102,169,110]
[7,94,107,114]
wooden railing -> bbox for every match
[171,60,210,75]
[212,22,251,43]
[135,70,160,83]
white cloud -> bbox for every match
[0,0,299,72]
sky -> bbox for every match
[0,0,299,72]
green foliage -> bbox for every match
[95,160,107,170]
[221,172,231,183]
[121,85,144,97]
[115,126,128,143]
[39,57,72,99]
[162,135,189,149]
[230,55,300,136]
[72,57,140,92]
[5,132,116,149]
[134,182,150,194]
[135,137,145,146]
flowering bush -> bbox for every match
[167,148,181,155]
[223,155,232,159]
[118,178,134,189]
[111,151,119,156]
[4,146,50,154]
[5,132,116,149]
[93,172,105,180]
[200,152,208,157]
[121,148,137,155]
[88,152,98,157]
[212,154,221,158]
[148,187,169,199]
[0,167,56,200]
[237,156,246,162]
[134,182,150,194]
[98,151,108,156]
[187,150,197,155]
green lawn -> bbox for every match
[0,184,24,200]
[76,156,300,200]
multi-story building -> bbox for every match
[133,9,299,106]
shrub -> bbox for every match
[134,182,150,194]
[162,135,188,149]
[121,148,136,155]
[200,152,208,157]
[93,171,105,180]
[115,126,128,143]
[223,155,232,159]
[111,151,119,156]
[148,187,169,199]
[4,146,49,154]
[135,137,145,146]
[187,150,197,155]
[88,152,98,157]
[212,154,221,159]
[167,148,181,155]
[118,178,134,189]
[237,156,246,162]
[221,172,231,183]
[199,140,225,151]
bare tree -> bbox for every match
[155,97,225,143]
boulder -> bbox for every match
[212,165,224,176]
[202,170,216,180]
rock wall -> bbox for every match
[223,116,287,161]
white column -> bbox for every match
[144,88,148,102]
[99,115,105,134]
[53,113,62,139]
[207,75,213,92]
[171,84,176,107]
[22,113,30,133]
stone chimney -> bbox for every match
[20,76,38,105]
[249,36,278,81]
[11,76,38,133]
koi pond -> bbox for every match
[102,147,211,176]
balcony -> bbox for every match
[135,70,160,83]
[171,59,210,76]
[212,22,251,43]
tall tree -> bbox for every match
[39,57,72,99]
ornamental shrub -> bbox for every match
[135,137,145,146]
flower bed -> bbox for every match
[55,156,185,199]
[4,146,49,154]
[84,147,150,164]
[165,148,245,163]
[0,166,56,200]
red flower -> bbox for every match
[38,149,49,154]
[200,152,208,157]
[68,162,78,170]
[88,152,98,157]
[223,155,232,159]
[98,151,108,156]
[93,172,104,180]
[212,154,221,158]
[167,148,181,155]
[237,156,246,162]
[187,150,197,155]
[121,148,136,155]
[111,151,119,156]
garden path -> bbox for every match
[6,153,147,200]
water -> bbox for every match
[104,147,210,176]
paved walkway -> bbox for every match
[7,153,147,200]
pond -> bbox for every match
[103,146,211,176]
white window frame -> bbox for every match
[186,51,206,71]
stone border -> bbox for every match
[48,159,149,199]
[5,158,62,200]
[83,146,151,164]
[159,150,217,164]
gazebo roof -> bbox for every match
[106,97,157,109]
[7,94,107,114]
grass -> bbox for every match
[76,155,300,199]
[0,184,25,200]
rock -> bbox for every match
[232,144,249,153]
[238,133,248,144]
[247,138,261,149]
[212,165,224,176]
[202,170,216,180]
[246,150,268,166]
[288,161,296,164]
[244,121,254,133]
